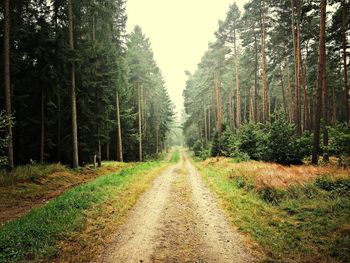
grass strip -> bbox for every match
[0,161,169,262]
[170,147,180,163]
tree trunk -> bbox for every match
[302,64,310,131]
[292,0,301,136]
[312,0,327,165]
[106,142,110,161]
[280,65,287,114]
[40,88,45,164]
[234,23,241,128]
[342,0,349,122]
[98,136,101,167]
[260,1,268,124]
[332,84,336,126]
[54,2,61,162]
[56,84,61,162]
[215,74,223,135]
[208,104,211,140]
[138,87,142,161]
[286,57,294,123]
[211,94,216,132]
[68,0,79,168]
[254,33,259,123]
[116,91,123,161]
[204,104,208,145]
[248,87,254,122]
[229,90,234,130]
[4,0,14,169]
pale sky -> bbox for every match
[126,0,248,119]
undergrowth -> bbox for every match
[0,163,68,186]
[195,159,350,263]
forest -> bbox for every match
[183,0,350,165]
[0,0,174,169]
[0,0,350,262]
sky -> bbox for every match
[126,0,249,119]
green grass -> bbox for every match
[170,147,180,163]
[0,163,68,186]
[0,161,167,262]
[194,161,350,263]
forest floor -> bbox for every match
[195,157,350,263]
[101,150,262,263]
[0,162,130,225]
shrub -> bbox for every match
[257,187,285,205]
[298,131,313,158]
[192,140,203,157]
[0,111,13,167]
[267,113,304,164]
[237,123,268,160]
[219,126,236,157]
[315,176,350,197]
[328,124,350,165]
[210,132,221,157]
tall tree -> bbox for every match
[3,0,14,169]
[341,0,349,122]
[260,0,268,124]
[312,0,327,165]
[68,0,79,168]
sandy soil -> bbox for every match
[102,152,258,263]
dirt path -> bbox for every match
[102,152,258,263]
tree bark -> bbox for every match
[204,104,208,145]
[208,104,211,140]
[342,0,349,122]
[97,136,101,167]
[332,84,336,126]
[286,57,294,123]
[260,1,268,124]
[254,32,259,123]
[4,0,14,169]
[138,87,143,161]
[312,0,327,165]
[229,90,234,130]
[40,88,45,164]
[234,22,241,128]
[68,0,79,168]
[280,65,287,114]
[292,0,301,136]
[116,91,123,161]
[215,73,223,135]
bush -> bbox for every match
[0,111,13,167]
[257,187,285,205]
[328,124,350,165]
[298,131,313,158]
[219,126,237,157]
[267,113,304,164]
[237,123,268,160]
[315,176,350,196]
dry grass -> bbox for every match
[196,157,350,263]
[202,157,350,189]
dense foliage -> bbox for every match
[0,0,174,166]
